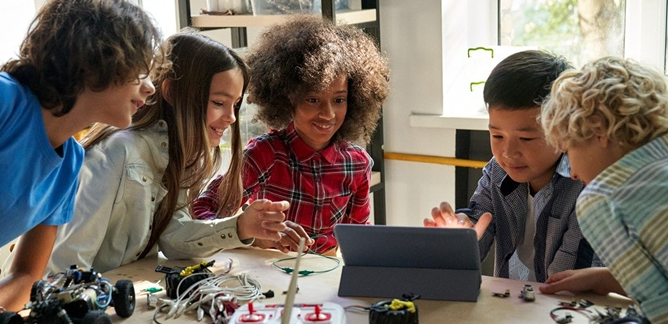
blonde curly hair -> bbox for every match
[245,15,390,144]
[541,56,668,151]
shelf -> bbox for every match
[409,113,489,131]
[371,171,381,187]
[191,9,377,28]
[180,0,386,224]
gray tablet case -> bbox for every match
[334,224,481,302]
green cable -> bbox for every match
[272,235,341,276]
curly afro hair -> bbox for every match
[245,15,390,144]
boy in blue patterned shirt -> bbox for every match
[425,50,600,282]
[539,57,668,323]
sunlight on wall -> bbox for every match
[142,0,178,37]
[0,1,178,67]
[0,1,36,65]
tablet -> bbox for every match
[335,224,481,269]
[334,224,482,301]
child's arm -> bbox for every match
[0,224,57,311]
[343,156,373,225]
[539,267,625,296]
[458,160,498,256]
[192,139,270,222]
[251,220,313,253]
[546,204,600,277]
[159,199,290,259]
[424,202,492,240]
[236,199,290,241]
[192,174,224,220]
[47,142,124,273]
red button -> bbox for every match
[304,305,332,322]
[238,302,266,323]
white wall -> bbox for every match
[379,1,457,226]
[0,1,39,64]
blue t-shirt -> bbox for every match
[0,72,84,247]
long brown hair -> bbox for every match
[81,31,248,258]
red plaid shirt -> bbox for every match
[193,123,372,253]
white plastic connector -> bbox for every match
[199,287,222,295]
[174,302,188,318]
[197,307,205,321]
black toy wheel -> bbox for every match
[81,310,111,324]
[112,280,135,318]
[0,312,24,324]
[30,280,51,302]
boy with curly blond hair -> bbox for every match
[193,16,390,255]
[540,56,668,323]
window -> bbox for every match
[226,101,269,148]
[139,0,178,37]
[499,0,626,69]
[666,5,668,74]
[436,0,667,122]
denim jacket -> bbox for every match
[458,155,600,282]
[45,121,250,274]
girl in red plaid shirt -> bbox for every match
[193,16,390,255]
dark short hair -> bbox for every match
[1,0,165,116]
[483,50,571,110]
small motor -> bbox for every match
[155,260,215,299]
[519,284,535,302]
[369,295,419,324]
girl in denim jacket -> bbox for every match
[44,31,290,274]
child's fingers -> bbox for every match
[439,201,455,216]
[473,212,492,240]
[539,274,573,294]
[269,240,289,253]
[259,210,286,222]
[543,270,571,284]
[281,226,302,243]
[250,199,290,212]
[261,230,282,242]
[276,231,303,252]
[430,207,448,227]
[284,222,313,245]
[266,200,290,212]
[262,218,287,232]
[423,218,438,227]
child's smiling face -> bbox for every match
[488,106,562,193]
[205,68,244,148]
[292,75,348,151]
[78,72,155,128]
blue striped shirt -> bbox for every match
[577,134,668,323]
[459,155,600,282]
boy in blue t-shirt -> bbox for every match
[0,0,165,311]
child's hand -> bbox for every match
[539,267,626,296]
[237,199,290,241]
[252,221,314,253]
[423,201,492,240]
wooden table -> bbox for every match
[102,247,635,323]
